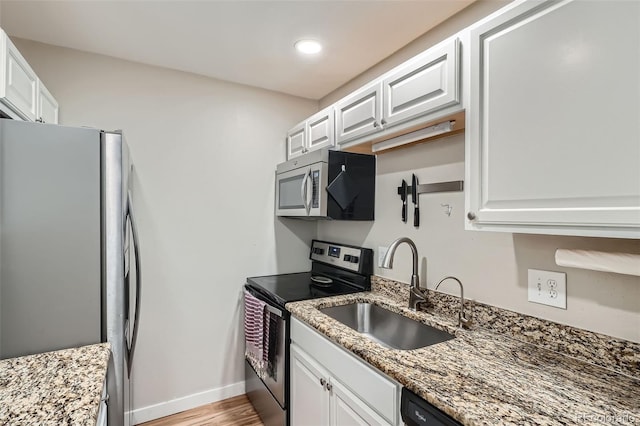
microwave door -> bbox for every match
[275,166,310,216]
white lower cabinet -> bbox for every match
[330,379,391,426]
[290,344,332,426]
[290,318,399,426]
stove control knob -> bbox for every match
[343,254,352,262]
[351,256,359,263]
[313,248,325,255]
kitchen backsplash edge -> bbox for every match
[371,276,639,379]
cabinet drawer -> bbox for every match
[291,317,399,424]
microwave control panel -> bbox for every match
[311,170,320,208]
[310,240,372,274]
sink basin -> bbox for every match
[320,303,454,350]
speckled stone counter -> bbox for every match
[287,277,639,425]
[0,343,111,425]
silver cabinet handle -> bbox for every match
[467,212,477,221]
[320,378,326,387]
[326,383,332,392]
[380,119,387,126]
[373,121,379,128]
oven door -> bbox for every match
[244,287,287,407]
[275,162,328,217]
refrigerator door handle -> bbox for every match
[126,191,142,378]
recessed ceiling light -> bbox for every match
[295,39,322,55]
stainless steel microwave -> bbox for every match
[275,150,375,220]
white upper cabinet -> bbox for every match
[335,37,462,148]
[307,107,335,152]
[465,0,640,238]
[335,82,383,144]
[288,36,462,153]
[1,30,38,121]
[0,29,59,123]
[286,106,335,159]
[382,38,460,127]
[37,81,59,124]
[286,121,306,159]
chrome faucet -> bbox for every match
[381,237,428,310]
[435,276,472,329]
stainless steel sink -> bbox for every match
[320,303,454,350]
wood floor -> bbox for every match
[139,395,264,426]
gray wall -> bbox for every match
[318,1,640,343]
[11,38,318,416]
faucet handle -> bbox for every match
[409,286,428,311]
[459,312,472,329]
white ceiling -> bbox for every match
[0,0,475,100]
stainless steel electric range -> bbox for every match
[244,240,373,426]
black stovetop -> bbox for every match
[246,271,366,309]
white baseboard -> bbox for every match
[130,381,245,425]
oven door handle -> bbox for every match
[265,304,283,318]
[244,286,284,318]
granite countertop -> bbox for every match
[287,277,640,425]
[0,343,111,425]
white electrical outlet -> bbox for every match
[527,269,567,309]
[378,246,389,267]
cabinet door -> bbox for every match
[335,82,383,145]
[287,121,306,159]
[306,107,335,153]
[38,81,59,124]
[3,35,38,121]
[466,0,640,238]
[330,380,392,426]
[382,38,460,127]
[290,344,330,426]
[291,317,400,425]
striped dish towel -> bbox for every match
[244,290,268,378]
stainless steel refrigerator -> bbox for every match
[0,119,141,426]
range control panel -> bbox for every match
[310,240,373,275]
